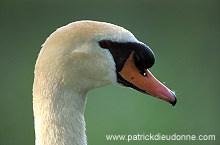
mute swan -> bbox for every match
[33,20,176,145]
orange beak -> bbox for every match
[118,52,177,106]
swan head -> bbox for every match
[36,20,176,106]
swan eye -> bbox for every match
[99,40,111,49]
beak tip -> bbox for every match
[171,97,177,106]
[169,91,177,107]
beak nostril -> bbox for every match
[138,69,147,77]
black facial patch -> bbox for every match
[98,40,155,72]
[99,40,155,90]
[99,40,133,72]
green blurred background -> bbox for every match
[0,0,219,145]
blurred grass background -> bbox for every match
[0,0,219,145]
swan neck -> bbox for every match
[33,87,87,145]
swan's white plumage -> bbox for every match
[33,21,139,145]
